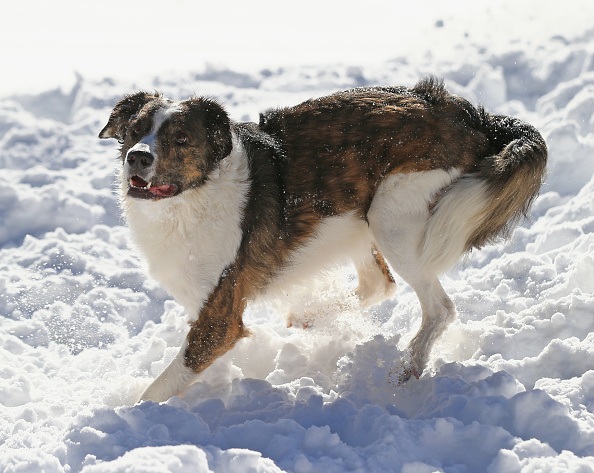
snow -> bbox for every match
[2,0,594,471]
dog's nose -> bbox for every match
[126,150,154,169]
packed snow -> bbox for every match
[2,1,594,472]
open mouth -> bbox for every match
[128,176,178,200]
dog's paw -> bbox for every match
[138,382,171,404]
[286,312,313,329]
[354,280,397,309]
[136,352,197,404]
[387,356,422,386]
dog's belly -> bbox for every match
[264,212,373,298]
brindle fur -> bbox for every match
[259,81,491,225]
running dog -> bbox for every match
[99,78,547,402]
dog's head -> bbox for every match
[99,92,232,200]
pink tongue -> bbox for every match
[129,176,177,197]
[149,184,177,197]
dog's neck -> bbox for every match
[121,132,251,319]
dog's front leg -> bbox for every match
[138,337,199,403]
[139,271,249,403]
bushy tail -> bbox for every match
[467,111,548,248]
[420,110,547,273]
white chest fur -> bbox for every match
[121,137,250,319]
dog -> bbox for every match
[99,77,547,403]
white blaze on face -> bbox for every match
[125,102,183,179]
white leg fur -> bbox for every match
[368,169,460,377]
[404,278,456,375]
[139,339,196,403]
[354,248,397,308]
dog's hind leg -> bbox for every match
[368,169,460,381]
[354,244,397,308]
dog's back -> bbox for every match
[259,77,546,261]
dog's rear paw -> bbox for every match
[355,280,397,309]
[286,312,313,329]
[388,359,422,386]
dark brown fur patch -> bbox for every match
[184,266,249,372]
[259,80,492,224]
[99,91,163,141]
[151,98,232,192]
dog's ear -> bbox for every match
[99,91,160,141]
[187,97,233,160]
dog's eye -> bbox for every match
[175,132,188,145]
[131,124,142,138]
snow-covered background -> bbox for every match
[2,1,594,471]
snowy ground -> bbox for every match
[2,1,594,472]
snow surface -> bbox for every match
[2,1,594,472]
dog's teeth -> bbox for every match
[146,182,152,190]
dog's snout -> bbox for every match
[127,150,154,169]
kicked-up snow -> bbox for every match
[2,3,594,472]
